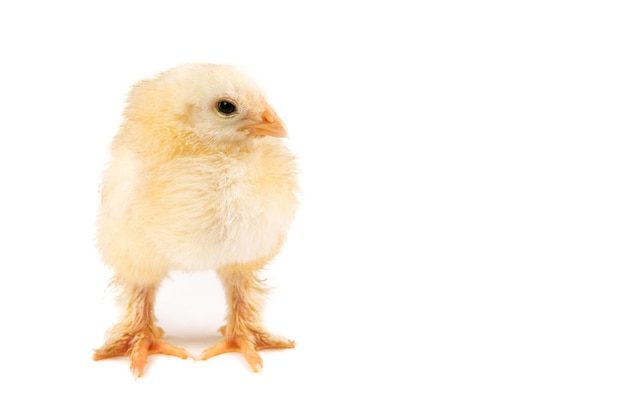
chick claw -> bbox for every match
[199,328,294,372]
[93,332,189,378]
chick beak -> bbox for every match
[240,107,287,138]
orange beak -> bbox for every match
[240,107,287,138]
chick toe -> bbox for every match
[94,331,189,377]
[199,331,294,372]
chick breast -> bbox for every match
[144,137,299,270]
[98,136,298,281]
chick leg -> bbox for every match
[199,264,294,371]
[93,282,189,377]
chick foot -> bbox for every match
[199,327,294,372]
[93,328,189,378]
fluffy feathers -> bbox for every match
[94,63,298,376]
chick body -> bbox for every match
[94,63,298,376]
[99,137,297,284]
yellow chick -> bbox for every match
[93,63,298,377]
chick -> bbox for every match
[93,63,298,377]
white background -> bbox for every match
[0,1,624,416]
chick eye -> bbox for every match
[216,100,237,115]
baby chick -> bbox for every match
[93,63,298,377]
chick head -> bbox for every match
[124,63,286,149]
